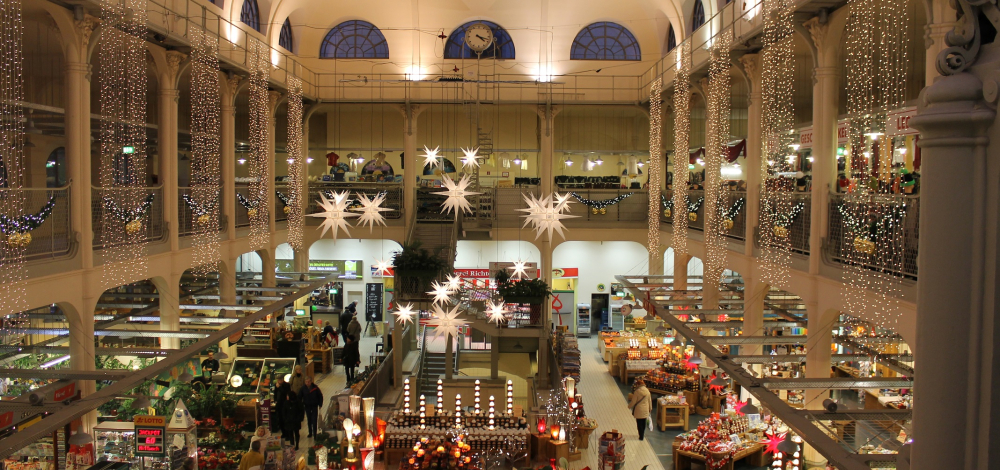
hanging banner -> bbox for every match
[886,106,918,137]
[837,119,850,145]
[798,127,813,149]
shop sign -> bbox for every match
[552,268,578,278]
[798,127,813,149]
[837,120,850,144]
[371,265,395,278]
[454,269,492,278]
[134,415,166,456]
[886,106,918,137]
[488,261,539,279]
[53,382,76,402]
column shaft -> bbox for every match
[221,102,237,240]
[66,61,94,268]
[673,253,690,291]
[809,67,839,274]
[160,87,180,251]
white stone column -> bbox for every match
[673,253,690,290]
[152,275,182,350]
[160,51,185,252]
[221,75,241,240]
[65,16,99,269]
[536,105,560,196]
[400,104,423,232]
[909,70,997,470]
[739,54,762,257]
[267,91,283,233]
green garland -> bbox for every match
[236,192,260,210]
[837,202,908,241]
[569,192,633,208]
[687,196,704,213]
[0,197,55,234]
[770,202,805,228]
[660,194,673,210]
[276,191,291,207]
[182,194,219,217]
[723,198,745,221]
[104,193,155,223]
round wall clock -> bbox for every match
[464,23,494,53]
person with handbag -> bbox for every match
[627,378,652,441]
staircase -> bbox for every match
[411,223,456,269]
[419,352,452,397]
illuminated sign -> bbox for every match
[134,415,166,456]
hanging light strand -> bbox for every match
[647,78,663,262]
[189,27,221,275]
[247,40,270,249]
[286,76,305,250]
[0,0,27,316]
[671,42,692,256]
[703,33,732,288]
[99,0,149,288]
[757,0,795,288]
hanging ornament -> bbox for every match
[648,78,664,262]
[460,147,480,169]
[393,303,416,326]
[351,192,391,230]
[509,260,529,280]
[485,300,508,325]
[519,193,578,241]
[428,303,468,340]
[308,191,359,241]
[373,258,392,276]
[285,75,305,250]
[433,174,480,215]
[427,281,452,305]
[246,40,271,249]
[188,27,222,274]
[445,273,463,292]
[671,42,692,257]
[0,197,55,246]
[421,145,441,168]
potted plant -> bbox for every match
[495,270,552,325]
[392,241,449,295]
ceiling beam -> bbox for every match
[0,370,131,380]
[758,377,914,389]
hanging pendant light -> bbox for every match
[709,375,728,387]
[689,354,703,365]
[777,433,799,454]
[741,398,759,415]
[564,156,573,166]
[131,396,152,410]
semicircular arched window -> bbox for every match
[240,0,260,33]
[691,1,706,31]
[570,22,641,61]
[444,21,515,60]
[320,20,389,59]
[666,25,677,52]
[279,18,293,51]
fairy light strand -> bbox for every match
[703,33,732,288]
[0,0,27,317]
[648,78,663,263]
[247,40,270,249]
[757,0,795,288]
[98,0,149,288]
[286,76,305,250]
[671,43,692,257]
[189,27,221,275]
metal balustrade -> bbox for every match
[91,187,165,247]
[492,187,540,228]
[827,193,920,279]
[306,183,403,225]
[0,187,71,261]
[562,188,648,228]
[235,184,251,228]
[754,192,811,256]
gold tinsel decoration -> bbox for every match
[671,43,692,257]
[189,27,222,275]
[0,0,28,316]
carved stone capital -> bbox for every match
[165,50,187,77]
[802,17,829,53]
[267,90,284,112]
[739,53,760,84]
[223,74,243,99]
[74,14,100,47]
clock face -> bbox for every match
[464,23,494,52]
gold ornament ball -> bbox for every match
[197,214,211,225]
[6,233,21,246]
[773,225,788,238]
[20,232,31,246]
[591,207,598,215]
[247,208,258,218]
[599,207,607,215]
[688,212,698,222]
[664,208,672,218]
[724,219,734,230]
[854,237,876,255]
[283,206,291,214]
[126,219,143,234]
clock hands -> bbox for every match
[475,34,489,42]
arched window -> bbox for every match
[444,21,515,60]
[46,147,66,188]
[570,22,641,61]
[691,1,706,31]
[666,25,677,52]
[279,18,293,51]
[320,20,389,59]
[240,0,260,32]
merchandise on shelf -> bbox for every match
[400,437,483,469]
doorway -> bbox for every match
[591,293,609,332]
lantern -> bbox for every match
[551,424,560,440]
[537,416,547,435]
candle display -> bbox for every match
[404,378,411,413]
[506,380,514,415]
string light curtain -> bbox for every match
[703,33,732,288]
[671,42,692,257]
[756,0,795,288]
[841,0,910,329]
[247,40,270,249]
[98,0,149,288]
[285,76,304,250]
[647,78,663,262]
[0,0,27,315]
[189,27,221,274]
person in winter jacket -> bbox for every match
[289,365,306,395]
[270,376,290,434]
[339,308,354,343]
[627,378,652,441]
[280,390,304,450]
[347,315,362,342]
[299,375,324,437]
[342,335,361,382]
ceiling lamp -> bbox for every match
[637,160,645,168]
[131,396,152,410]
[741,398,759,415]
[214,351,229,360]
[178,371,194,382]
[564,156,573,166]
[709,376,728,387]
[594,156,604,165]
[777,433,799,454]
[689,354,703,365]
[68,431,94,446]
[513,155,522,165]
[670,337,683,347]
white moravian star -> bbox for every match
[445,273,463,292]
[373,258,392,277]
[433,174,481,215]
[421,145,441,168]
[460,147,480,169]
[352,192,392,230]
[428,303,468,340]
[485,300,508,325]
[427,281,452,305]
[509,260,529,280]
[553,192,573,213]
[519,192,578,240]
[393,303,416,326]
[308,191,359,241]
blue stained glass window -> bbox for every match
[320,20,389,59]
[279,18,293,51]
[443,21,515,60]
[570,22,641,61]
[692,1,706,31]
[240,0,260,32]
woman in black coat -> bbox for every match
[342,335,361,382]
[280,390,304,450]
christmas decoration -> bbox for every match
[246,40,271,249]
[393,303,415,326]
[485,300,508,325]
[569,192,633,215]
[421,145,442,168]
[428,281,452,305]
[460,147,480,169]
[188,27,222,274]
[0,0,27,314]
[722,198,745,230]
[428,303,468,340]
[704,33,732,290]
[519,193,578,241]
[434,174,480,215]
[285,75,305,250]
[373,258,392,276]
[648,77,664,262]
[307,191,359,241]
[104,194,155,226]
[351,191,391,230]
[671,41,692,257]
[0,197,55,240]
[509,259,529,280]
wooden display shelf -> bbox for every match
[657,403,690,431]
[672,442,766,470]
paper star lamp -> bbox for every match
[428,304,468,340]
[433,174,481,215]
[764,432,786,455]
[351,192,392,230]
[445,274,463,292]
[460,147,480,169]
[308,191,359,241]
[373,258,392,277]
[553,192,572,213]
[428,281,452,305]
[520,192,578,240]
[393,303,416,326]
[485,300,508,325]
[421,145,441,168]
[509,260,529,280]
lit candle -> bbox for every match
[488,395,496,430]
[437,379,444,413]
[506,380,514,415]
[404,378,411,413]
[455,394,463,428]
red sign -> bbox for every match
[553,268,578,278]
[837,120,850,144]
[798,128,813,149]
[453,269,492,278]
[0,412,12,428]
[53,383,76,402]
[887,106,918,136]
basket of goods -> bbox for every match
[598,430,625,470]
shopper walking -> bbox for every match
[289,365,306,395]
[270,376,290,434]
[239,441,265,470]
[627,378,652,441]
[281,390,304,450]
[340,305,355,343]
[299,375,324,438]
[347,315,362,343]
[342,334,361,382]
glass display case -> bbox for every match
[4,435,55,470]
[165,401,197,470]
[257,359,296,395]
[226,359,264,395]
[93,422,137,467]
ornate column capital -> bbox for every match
[267,90,284,115]
[74,14,100,49]
[164,51,187,90]
[802,17,829,53]
[738,53,761,84]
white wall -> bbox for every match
[553,241,650,312]
[455,240,541,270]
[662,248,705,276]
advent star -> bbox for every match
[433,174,481,215]
[307,191,359,241]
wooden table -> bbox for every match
[619,362,657,383]
[657,404,690,431]
[673,442,766,470]
[574,425,597,449]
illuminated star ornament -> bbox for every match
[421,145,441,168]
[428,303,468,339]
[392,303,416,326]
[460,147,480,169]
[351,192,391,230]
[485,300,508,325]
[308,191,359,241]
[509,260,529,280]
[764,432,786,455]
[428,281,452,305]
[733,400,748,415]
[373,258,392,277]
[519,193,578,240]
[445,273,463,292]
[433,174,481,215]
[553,192,572,212]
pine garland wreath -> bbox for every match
[661,194,674,218]
[104,193,155,235]
[237,192,263,219]
[0,197,56,246]
[569,192,633,215]
[182,193,220,224]
[686,196,704,222]
[767,201,804,238]
[276,191,291,214]
[837,202,908,255]
[722,198,745,230]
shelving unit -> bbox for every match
[576,303,591,337]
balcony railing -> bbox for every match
[562,189,648,228]
[827,193,919,279]
[306,183,403,225]
[755,192,811,255]
[178,187,224,237]
[656,190,745,240]
[92,187,165,247]
[235,184,251,228]
[0,187,71,261]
